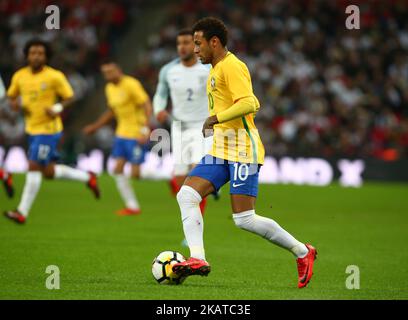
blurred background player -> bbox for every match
[4,39,100,224]
[153,29,211,215]
[83,61,161,216]
[0,74,4,99]
[0,167,13,198]
[172,18,317,288]
[0,74,14,198]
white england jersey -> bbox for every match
[153,58,210,125]
[153,59,211,175]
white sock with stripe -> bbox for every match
[232,210,308,258]
[140,169,169,180]
[177,185,206,260]
[114,174,140,210]
[54,165,90,182]
[17,171,42,217]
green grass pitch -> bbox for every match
[0,174,407,299]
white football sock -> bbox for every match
[140,168,169,180]
[17,171,42,217]
[114,174,139,210]
[54,165,90,182]
[233,210,309,258]
[177,185,205,260]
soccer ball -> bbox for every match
[152,251,186,285]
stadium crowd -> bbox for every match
[135,0,408,160]
[1,0,408,161]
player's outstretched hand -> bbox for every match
[137,126,151,145]
[202,115,219,137]
[9,99,20,112]
[83,124,97,135]
[156,110,169,124]
[45,108,58,118]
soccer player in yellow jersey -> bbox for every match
[83,61,155,215]
[172,18,317,288]
[4,39,100,224]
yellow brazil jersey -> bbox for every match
[207,52,265,164]
[105,75,149,139]
[7,66,74,135]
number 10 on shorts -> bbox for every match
[233,163,249,181]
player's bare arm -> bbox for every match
[156,110,169,124]
[142,97,153,120]
[8,97,20,112]
[134,98,152,145]
[202,115,218,137]
[83,109,115,135]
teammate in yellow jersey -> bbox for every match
[172,18,317,288]
[83,61,161,215]
[4,39,100,225]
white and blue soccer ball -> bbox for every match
[152,251,186,285]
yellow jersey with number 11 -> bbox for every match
[207,52,265,164]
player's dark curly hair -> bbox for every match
[177,28,193,37]
[192,17,228,46]
[99,57,117,66]
[23,38,52,60]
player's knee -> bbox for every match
[42,166,55,179]
[113,168,124,175]
[28,161,41,172]
[113,161,125,175]
[130,165,141,179]
[131,172,140,180]
[176,185,202,207]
